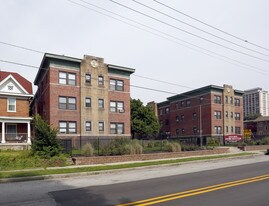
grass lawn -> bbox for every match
[0,152,254,179]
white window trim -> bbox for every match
[7,98,16,112]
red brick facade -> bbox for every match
[31,53,135,144]
[157,85,244,144]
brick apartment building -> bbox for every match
[31,53,135,145]
[0,71,33,146]
[156,84,244,144]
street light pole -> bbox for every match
[199,96,204,147]
[199,104,202,147]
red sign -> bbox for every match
[224,135,242,143]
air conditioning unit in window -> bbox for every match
[118,109,125,113]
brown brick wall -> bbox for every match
[109,77,131,136]
[72,148,229,165]
[0,97,30,117]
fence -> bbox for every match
[60,136,221,156]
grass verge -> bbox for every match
[0,153,255,180]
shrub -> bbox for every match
[261,137,269,145]
[81,143,94,157]
[181,145,201,151]
[131,140,143,154]
[165,142,181,152]
[207,138,219,146]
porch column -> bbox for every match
[27,122,31,144]
[2,122,5,143]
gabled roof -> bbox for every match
[0,71,33,94]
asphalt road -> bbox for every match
[50,161,269,206]
[1,154,268,206]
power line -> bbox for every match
[0,1,267,76]
[109,0,269,63]
[153,0,269,52]
[131,0,269,58]
[67,0,269,74]
[0,58,178,95]
[0,41,44,54]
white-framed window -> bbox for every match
[85,97,91,107]
[214,126,222,134]
[85,121,92,131]
[110,101,124,112]
[214,111,221,119]
[59,72,76,85]
[59,96,76,110]
[98,99,104,108]
[85,73,91,84]
[110,79,124,91]
[98,75,104,86]
[99,121,104,131]
[110,123,124,134]
[7,98,16,112]
[59,121,77,134]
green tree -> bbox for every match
[131,99,160,139]
[244,113,261,121]
[31,114,61,158]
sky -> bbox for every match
[1,0,269,104]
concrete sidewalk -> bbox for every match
[0,149,265,183]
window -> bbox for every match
[165,107,170,114]
[85,121,92,131]
[176,129,180,136]
[99,122,104,131]
[186,100,191,107]
[110,101,124,112]
[192,113,197,119]
[181,115,185,121]
[59,72,76,85]
[59,121,77,134]
[175,102,179,110]
[59,72,67,84]
[98,76,104,85]
[193,127,197,134]
[181,128,185,134]
[226,126,229,133]
[225,96,228,104]
[176,116,179,122]
[214,95,221,104]
[225,111,228,118]
[214,111,221,119]
[85,97,91,107]
[181,101,185,107]
[159,109,163,116]
[110,123,124,134]
[59,97,76,110]
[235,113,240,120]
[231,126,234,133]
[110,79,124,91]
[98,99,104,108]
[235,127,241,134]
[6,124,17,140]
[214,126,222,134]
[230,97,233,104]
[7,98,16,112]
[235,98,240,106]
[230,112,233,118]
[165,119,169,125]
[85,73,91,84]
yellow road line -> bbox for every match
[117,174,269,206]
